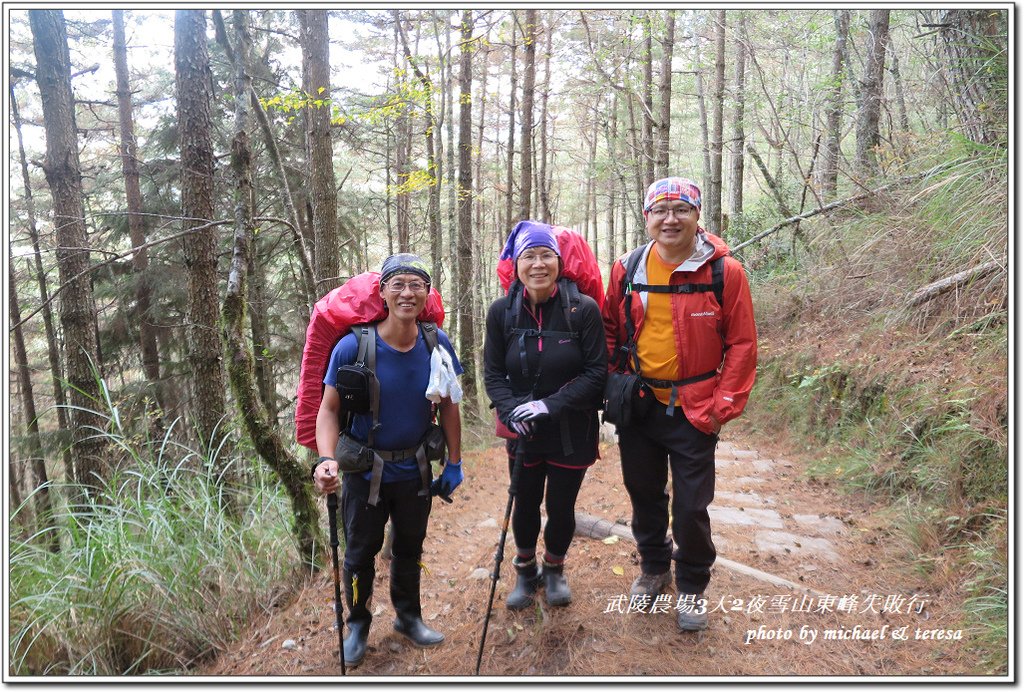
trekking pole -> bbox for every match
[475,441,526,675]
[327,492,347,676]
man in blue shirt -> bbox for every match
[312,254,464,667]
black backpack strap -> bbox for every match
[557,278,582,338]
[419,321,439,353]
[711,255,725,307]
[352,325,381,450]
[509,282,531,378]
[620,247,646,373]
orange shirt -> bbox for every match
[635,247,680,406]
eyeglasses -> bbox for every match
[518,251,559,264]
[385,279,429,294]
[649,205,695,219]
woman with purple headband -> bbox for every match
[484,220,607,611]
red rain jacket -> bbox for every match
[601,232,757,435]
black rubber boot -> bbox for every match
[391,559,444,647]
[505,557,541,611]
[343,568,373,666]
[542,561,571,607]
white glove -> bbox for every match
[511,400,549,422]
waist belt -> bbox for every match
[367,442,431,507]
[642,368,717,416]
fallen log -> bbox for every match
[907,260,1004,307]
[575,510,827,598]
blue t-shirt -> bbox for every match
[324,325,463,483]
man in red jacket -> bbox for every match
[602,176,757,632]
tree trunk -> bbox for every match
[474,31,489,265]
[818,10,850,200]
[396,11,441,282]
[445,11,459,296]
[30,9,109,493]
[504,14,518,231]
[9,256,59,551]
[655,10,676,178]
[746,141,795,218]
[625,80,645,227]
[112,9,163,417]
[299,10,340,293]
[705,10,727,235]
[604,92,620,260]
[854,9,890,176]
[10,79,73,486]
[248,221,275,423]
[539,15,553,223]
[518,9,537,222]
[727,11,747,221]
[940,9,1006,145]
[888,40,910,135]
[222,10,320,568]
[693,42,713,203]
[457,10,478,406]
[175,9,228,454]
[212,8,316,311]
[641,13,655,188]
[587,104,599,251]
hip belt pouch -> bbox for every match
[335,433,374,473]
[602,372,654,427]
[422,423,446,462]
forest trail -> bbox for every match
[198,425,975,678]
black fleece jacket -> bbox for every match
[483,284,607,467]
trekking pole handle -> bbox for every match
[327,492,340,546]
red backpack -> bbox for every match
[294,272,445,451]
[496,226,605,309]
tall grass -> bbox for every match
[8,411,301,675]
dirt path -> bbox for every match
[198,424,977,677]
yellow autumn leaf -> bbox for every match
[612,566,624,576]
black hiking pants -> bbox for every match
[618,409,718,595]
[506,451,588,558]
[341,473,432,596]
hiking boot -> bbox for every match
[342,568,374,667]
[676,593,709,631]
[506,557,541,611]
[393,615,445,647]
[630,570,671,598]
[542,561,571,607]
[343,619,371,665]
[391,558,444,647]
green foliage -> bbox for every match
[8,408,300,675]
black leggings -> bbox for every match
[508,456,588,558]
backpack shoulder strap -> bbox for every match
[557,277,583,337]
[711,255,725,307]
[622,247,646,293]
[620,247,646,373]
[419,321,439,353]
[351,324,381,448]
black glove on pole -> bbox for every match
[475,439,526,675]
[327,492,346,676]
